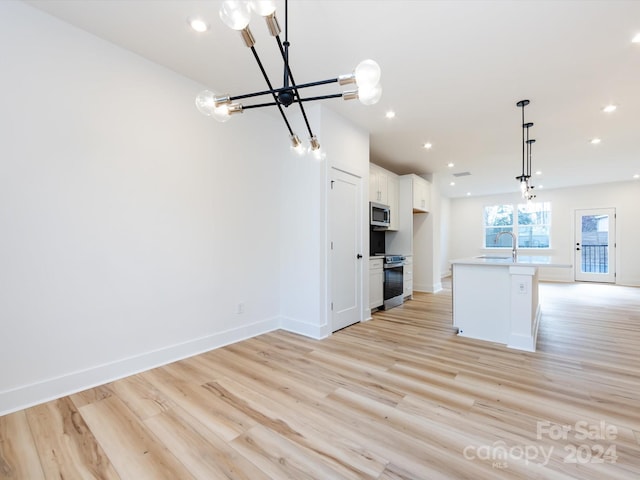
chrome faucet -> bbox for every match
[495,231,518,259]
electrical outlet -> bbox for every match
[237,302,245,314]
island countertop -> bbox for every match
[450,255,572,268]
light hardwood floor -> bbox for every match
[1,280,640,479]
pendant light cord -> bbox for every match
[521,105,526,178]
[277,0,316,140]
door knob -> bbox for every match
[356,254,363,259]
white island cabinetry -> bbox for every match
[450,256,571,351]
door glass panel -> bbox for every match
[581,214,609,273]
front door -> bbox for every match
[330,168,362,331]
[574,208,616,283]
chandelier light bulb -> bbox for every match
[292,144,305,155]
[219,1,252,30]
[195,90,232,122]
[520,179,528,193]
[358,83,383,106]
[195,90,216,116]
[354,59,381,89]
[214,105,232,122]
[250,1,276,16]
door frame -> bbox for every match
[574,208,616,283]
[328,167,364,332]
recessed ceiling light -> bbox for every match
[188,17,210,32]
[385,111,396,119]
[535,170,542,175]
[634,174,640,179]
[538,185,544,189]
[602,104,617,113]
[466,192,471,196]
[447,162,454,168]
[590,138,601,145]
[632,33,640,43]
[423,142,433,149]
[449,181,455,186]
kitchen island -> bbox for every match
[449,255,571,351]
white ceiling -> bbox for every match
[25,0,640,197]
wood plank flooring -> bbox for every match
[2,280,640,479]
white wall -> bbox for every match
[0,2,284,414]
[321,107,371,325]
[279,105,370,338]
[440,196,452,277]
[413,177,439,292]
[449,181,640,286]
[278,107,325,337]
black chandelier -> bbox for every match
[196,0,382,154]
[516,99,536,200]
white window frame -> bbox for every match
[483,202,551,249]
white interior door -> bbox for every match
[330,168,362,332]
[575,208,616,283]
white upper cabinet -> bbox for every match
[369,165,389,205]
[369,164,399,231]
[410,174,431,212]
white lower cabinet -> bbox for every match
[403,256,413,299]
[369,258,384,309]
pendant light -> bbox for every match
[515,99,536,200]
[196,0,383,154]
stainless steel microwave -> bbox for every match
[370,202,390,229]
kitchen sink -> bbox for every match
[475,255,512,260]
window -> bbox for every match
[484,202,551,248]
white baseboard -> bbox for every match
[414,281,443,293]
[507,304,541,352]
[279,316,329,340]
[0,316,280,416]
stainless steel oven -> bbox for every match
[383,255,405,309]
